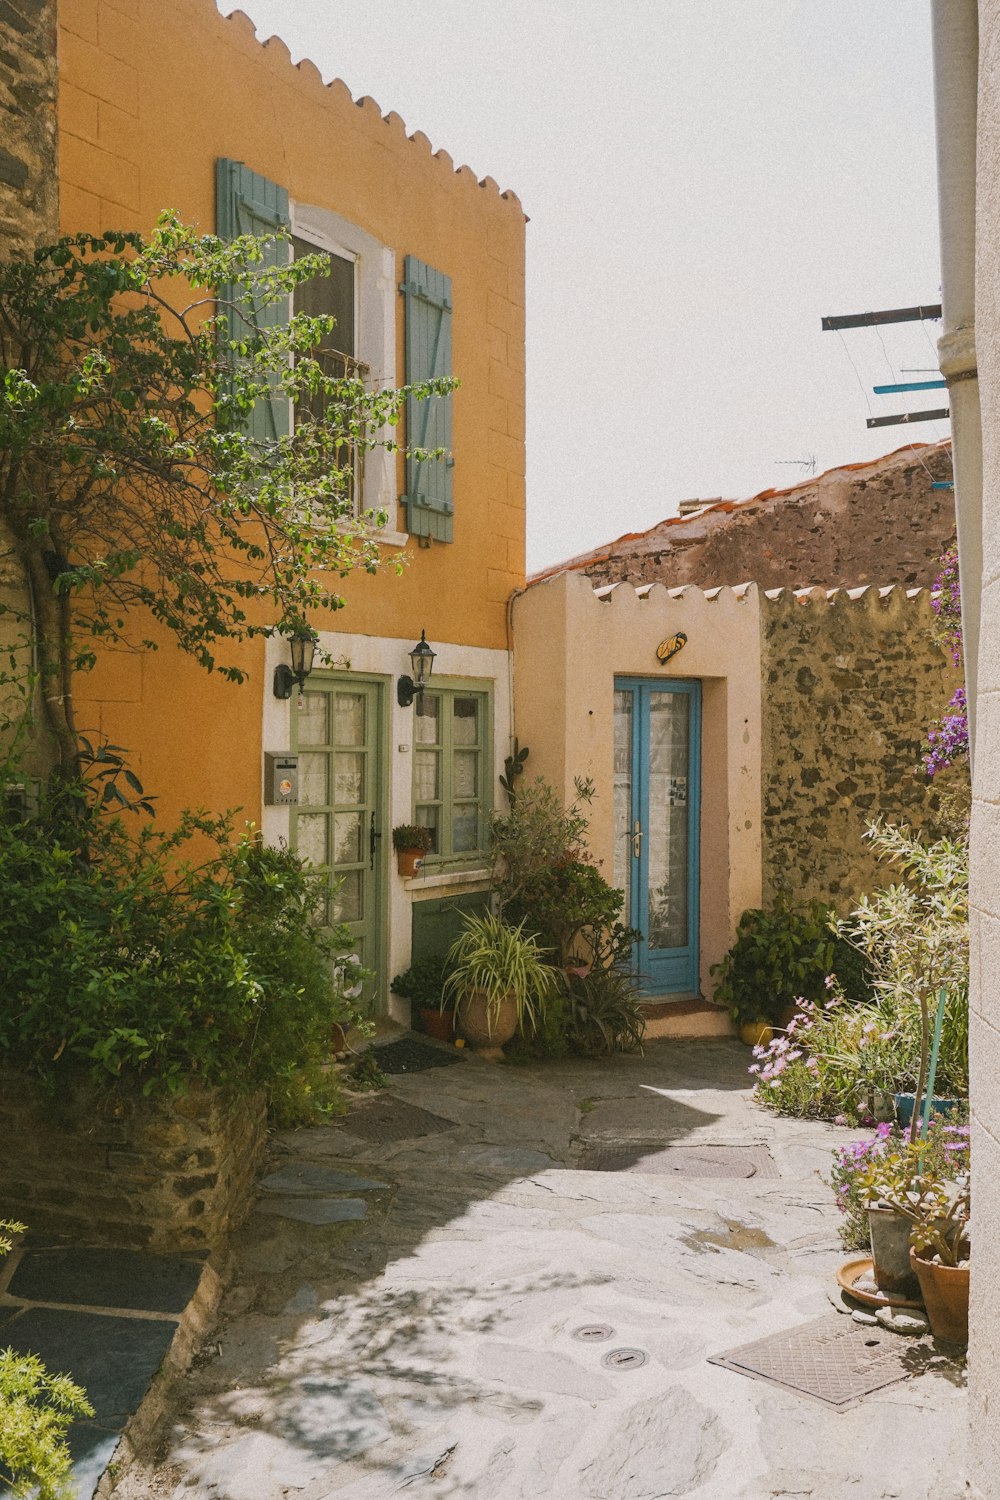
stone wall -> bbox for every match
[0,1072,268,1251]
[760,586,963,910]
[0,0,57,255]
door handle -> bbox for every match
[633,819,643,859]
[370,812,381,870]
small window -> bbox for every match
[414,688,490,863]
[292,235,366,511]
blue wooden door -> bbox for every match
[613,679,701,996]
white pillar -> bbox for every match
[932,0,982,751]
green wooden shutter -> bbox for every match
[400,255,454,542]
[216,158,290,443]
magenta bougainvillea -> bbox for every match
[924,545,969,777]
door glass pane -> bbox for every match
[297,812,328,867]
[613,689,633,928]
[415,749,439,802]
[334,752,365,805]
[297,693,329,746]
[334,693,366,747]
[299,752,328,807]
[647,692,690,950]
[452,697,479,745]
[453,804,478,853]
[333,811,363,865]
[333,868,363,923]
[415,696,440,745]
[453,750,478,800]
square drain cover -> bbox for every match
[709,1315,921,1409]
[342,1098,458,1143]
[578,1143,778,1179]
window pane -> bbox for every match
[334,752,365,805]
[293,237,355,356]
[452,696,479,745]
[299,752,328,807]
[297,812,328,867]
[453,804,479,854]
[334,692,366,747]
[453,750,478,800]
[415,696,440,746]
[333,868,362,923]
[613,690,633,928]
[333,811,363,865]
[415,749,439,803]
[416,805,439,854]
[297,692,328,746]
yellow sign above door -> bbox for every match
[656,631,688,666]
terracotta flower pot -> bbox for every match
[868,1204,919,1299]
[910,1248,970,1344]
[456,989,518,1059]
[397,848,425,878]
[419,1006,454,1042]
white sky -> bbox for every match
[217,1,943,572]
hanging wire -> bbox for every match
[836,328,874,419]
[873,322,897,383]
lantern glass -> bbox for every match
[289,632,317,686]
[409,631,436,686]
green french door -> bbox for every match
[292,678,386,1012]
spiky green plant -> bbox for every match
[443,911,557,1037]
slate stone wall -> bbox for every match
[0,0,57,255]
[0,1072,267,1251]
[760,587,963,910]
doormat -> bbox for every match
[577,1143,778,1178]
[341,1097,459,1143]
[709,1314,923,1409]
[372,1039,461,1075]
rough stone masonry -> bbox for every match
[0,0,57,256]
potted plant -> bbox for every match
[710,901,838,1043]
[392,823,433,878]
[443,911,557,1059]
[908,1172,970,1344]
[390,957,455,1041]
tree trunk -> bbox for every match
[20,542,79,780]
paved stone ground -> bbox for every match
[113,1040,968,1500]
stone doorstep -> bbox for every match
[0,1242,227,1500]
[640,999,736,1040]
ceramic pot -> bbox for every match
[397,848,425,878]
[910,1248,969,1344]
[456,989,518,1059]
[419,1007,454,1043]
[739,1020,773,1048]
[894,1093,960,1129]
[868,1204,919,1298]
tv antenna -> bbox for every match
[775,455,817,475]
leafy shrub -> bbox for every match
[0,792,364,1113]
[0,1220,94,1500]
[711,902,838,1026]
[562,965,645,1056]
[390,956,453,1010]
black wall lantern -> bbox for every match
[397,630,436,709]
[273,628,318,700]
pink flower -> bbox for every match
[833,1115,848,1126]
[825,975,835,990]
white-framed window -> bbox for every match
[290,203,397,528]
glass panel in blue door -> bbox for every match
[612,689,633,931]
[646,691,690,951]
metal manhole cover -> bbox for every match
[603,1347,648,1370]
[577,1143,778,1179]
[709,1315,924,1409]
[573,1324,615,1343]
[342,1099,458,1143]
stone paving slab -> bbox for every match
[108,1041,968,1500]
[254,1196,369,1225]
[8,1247,205,1314]
[259,1165,388,1195]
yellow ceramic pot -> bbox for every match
[739,1020,773,1048]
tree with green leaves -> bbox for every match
[0,212,451,779]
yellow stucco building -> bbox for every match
[56,0,526,1013]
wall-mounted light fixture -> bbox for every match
[397,630,436,709]
[273,627,318,700]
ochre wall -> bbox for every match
[56,0,525,827]
[760,586,963,909]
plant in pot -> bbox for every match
[443,911,558,1060]
[392,823,434,878]
[390,956,455,1041]
[856,1121,970,1328]
[710,901,838,1045]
